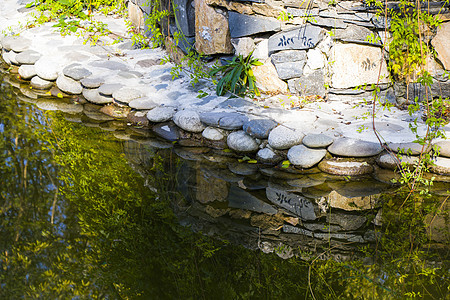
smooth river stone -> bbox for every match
[6,51,18,65]
[82,88,113,104]
[256,148,283,164]
[302,134,334,148]
[429,157,450,175]
[202,127,225,141]
[112,88,145,104]
[433,140,450,158]
[146,106,177,122]
[98,83,123,96]
[56,74,83,94]
[63,63,92,81]
[173,110,206,133]
[30,76,53,90]
[268,125,304,149]
[376,153,418,170]
[128,97,158,110]
[328,138,382,157]
[227,131,259,152]
[287,145,326,168]
[80,77,105,88]
[389,142,431,155]
[18,64,36,80]
[15,50,41,65]
[318,159,374,176]
[1,36,30,52]
[219,114,249,130]
[35,57,59,81]
[243,119,278,139]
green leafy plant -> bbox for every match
[209,53,262,98]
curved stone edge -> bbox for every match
[2,46,450,179]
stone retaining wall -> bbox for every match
[129,0,450,102]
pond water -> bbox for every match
[0,69,449,299]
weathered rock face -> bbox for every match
[327,191,379,211]
[432,21,450,70]
[251,59,288,94]
[268,24,325,54]
[195,0,233,55]
[331,43,390,89]
[229,11,281,38]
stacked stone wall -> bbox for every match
[129,0,450,103]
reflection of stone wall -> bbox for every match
[131,0,450,100]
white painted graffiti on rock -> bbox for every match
[268,24,325,54]
[266,187,316,220]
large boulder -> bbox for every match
[195,0,233,55]
[331,43,390,88]
[432,21,450,70]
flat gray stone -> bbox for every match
[309,17,347,29]
[147,106,177,122]
[56,74,83,94]
[434,140,450,158]
[302,134,334,148]
[287,145,326,168]
[334,24,377,44]
[389,142,431,155]
[6,51,18,65]
[128,97,158,110]
[243,119,278,139]
[430,157,450,175]
[89,60,129,71]
[376,153,418,170]
[63,63,92,81]
[15,50,41,65]
[112,88,145,104]
[228,163,258,176]
[268,126,304,149]
[18,64,36,80]
[328,138,383,157]
[318,159,374,175]
[199,112,230,126]
[152,122,180,141]
[82,88,113,104]
[30,76,53,90]
[202,127,225,141]
[80,77,105,88]
[173,110,206,133]
[268,24,325,54]
[227,186,277,215]
[118,70,142,79]
[35,57,59,81]
[98,83,123,96]
[229,11,281,38]
[270,50,307,64]
[256,148,284,164]
[154,83,168,91]
[327,213,367,231]
[290,69,326,97]
[1,36,30,52]
[266,187,316,220]
[227,131,259,152]
[273,60,305,80]
[218,114,249,130]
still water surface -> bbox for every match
[0,71,449,299]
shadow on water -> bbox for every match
[0,69,449,299]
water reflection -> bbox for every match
[0,69,449,299]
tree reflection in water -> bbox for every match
[0,71,448,299]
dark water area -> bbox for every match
[0,69,449,299]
